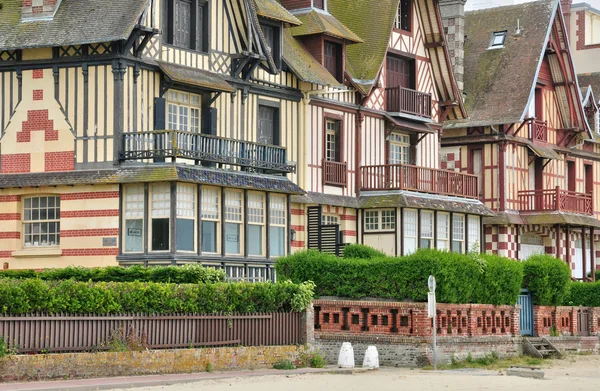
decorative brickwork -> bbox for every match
[533,306,600,337]
[1,154,31,173]
[44,151,74,172]
[61,248,120,257]
[60,209,120,218]
[0,213,21,221]
[60,229,120,238]
[32,89,43,101]
[60,192,120,200]
[32,69,44,79]
[18,110,58,143]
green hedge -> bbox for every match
[0,264,226,284]
[343,244,386,259]
[0,279,314,314]
[275,249,523,305]
[522,254,571,306]
[564,281,600,307]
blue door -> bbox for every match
[518,289,534,336]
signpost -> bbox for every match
[428,275,437,370]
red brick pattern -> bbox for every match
[0,232,20,239]
[61,229,120,237]
[279,0,311,10]
[32,90,43,101]
[340,214,356,221]
[0,213,21,221]
[0,251,13,258]
[32,69,44,79]
[61,192,120,200]
[60,210,120,218]
[291,240,305,247]
[534,306,578,336]
[341,230,356,236]
[0,196,21,202]
[291,209,305,215]
[44,151,74,172]
[62,248,119,257]
[290,225,305,232]
[18,109,57,142]
[1,154,31,173]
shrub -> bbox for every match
[309,352,327,368]
[522,255,571,306]
[564,281,600,307]
[273,360,295,370]
[275,248,523,305]
[0,279,314,314]
[343,244,386,259]
[0,264,226,284]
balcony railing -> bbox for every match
[385,86,432,118]
[518,187,593,215]
[530,119,548,142]
[323,159,347,187]
[121,130,296,174]
[360,164,478,199]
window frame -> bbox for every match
[420,210,434,249]
[364,209,395,233]
[224,189,244,256]
[269,194,287,257]
[452,214,465,254]
[259,19,282,70]
[489,31,507,48]
[321,214,339,226]
[257,100,281,146]
[324,114,343,163]
[436,212,450,251]
[247,192,266,257]
[149,183,171,252]
[388,133,411,165]
[200,186,221,254]
[123,185,145,254]
[403,208,417,255]
[323,39,344,83]
[467,215,480,253]
[176,183,196,253]
[394,0,412,32]
[167,90,202,132]
[163,0,210,53]
[23,195,61,248]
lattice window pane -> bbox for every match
[322,214,339,225]
[247,193,265,225]
[453,214,465,241]
[270,195,286,226]
[421,211,434,239]
[381,210,396,230]
[24,196,61,247]
[437,213,449,240]
[201,187,220,220]
[225,190,243,222]
[365,210,379,231]
[403,209,417,237]
[151,183,171,218]
[177,183,195,218]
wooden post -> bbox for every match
[591,227,596,282]
[399,164,405,191]
[498,142,506,211]
[583,228,587,281]
[555,186,561,211]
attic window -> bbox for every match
[489,31,507,48]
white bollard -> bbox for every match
[337,342,355,368]
[362,345,379,369]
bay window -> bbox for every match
[388,133,411,165]
[24,196,60,247]
[437,212,450,251]
[124,185,144,252]
[150,183,171,251]
[201,186,219,253]
[176,183,196,252]
[403,209,417,255]
[247,192,265,256]
[269,194,286,257]
[420,210,433,248]
[452,214,465,254]
[224,190,243,255]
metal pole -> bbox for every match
[433,294,437,370]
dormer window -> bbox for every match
[489,31,507,48]
[314,0,325,10]
[163,0,209,52]
[260,21,282,70]
[324,40,343,82]
[394,0,411,32]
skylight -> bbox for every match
[490,31,507,48]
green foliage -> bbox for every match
[273,359,295,370]
[564,281,600,307]
[275,248,523,305]
[343,244,386,259]
[205,363,213,372]
[309,352,327,368]
[522,255,571,306]
[0,264,226,284]
[0,279,314,314]
[0,336,6,358]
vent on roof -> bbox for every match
[489,31,507,49]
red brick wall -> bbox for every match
[1,154,31,173]
[300,35,324,64]
[45,151,74,172]
[279,0,311,10]
[532,305,599,336]
[313,299,519,338]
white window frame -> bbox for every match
[452,214,465,254]
[150,183,171,252]
[420,210,434,249]
[436,212,450,251]
[176,183,196,253]
[201,186,220,254]
[403,209,418,255]
[468,215,480,253]
[325,119,338,162]
[247,192,265,257]
[23,195,61,248]
[388,133,411,165]
[224,189,243,256]
[364,209,395,232]
[167,91,201,132]
[123,185,144,253]
[322,214,339,226]
[489,31,507,48]
[269,194,287,257]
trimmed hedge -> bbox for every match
[522,254,571,306]
[0,265,226,284]
[343,244,386,259]
[0,279,314,314]
[275,248,524,305]
[564,281,600,307]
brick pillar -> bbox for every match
[511,305,520,336]
[21,0,62,20]
[439,0,466,93]
[561,0,572,36]
[301,304,315,347]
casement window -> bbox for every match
[364,209,395,232]
[322,214,339,225]
[247,192,265,256]
[201,186,220,253]
[394,0,411,31]
[23,196,60,247]
[389,133,411,165]
[176,183,196,252]
[124,185,144,253]
[224,190,243,255]
[468,215,480,252]
[325,119,341,162]
[403,209,417,255]
[420,210,434,249]
[386,54,415,90]
[150,183,171,251]
[260,22,282,70]
[163,0,209,52]
[269,194,286,257]
[324,41,343,82]
[436,212,450,251]
[258,104,280,145]
[167,91,201,132]
[470,149,483,196]
[452,214,465,254]
[313,0,325,9]
[489,31,507,48]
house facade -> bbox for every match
[440,0,599,280]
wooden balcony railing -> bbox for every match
[518,187,593,215]
[531,119,548,142]
[323,159,347,187]
[385,86,432,118]
[121,130,296,174]
[360,164,479,199]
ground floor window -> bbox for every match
[452,214,465,253]
[23,196,60,247]
[468,215,480,252]
[403,209,417,255]
[420,210,434,249]
[269,195,286,257]
[364,209,395,232]
[437,212,449,250]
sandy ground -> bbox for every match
[119,355,600,391]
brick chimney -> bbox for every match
[439,0,466,93]
[21,0,62,21]
[279,0,312,11]
[560,0,572,36]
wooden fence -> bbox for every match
[0,312,304,353]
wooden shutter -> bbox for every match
[202,107,217,135]
[334,120,342,162]
[258,106,275,145]
[154,98,166,130]
[174,0,191,48]
[387,55,413,89]
[324,42,338,81]
[195,1,205,51]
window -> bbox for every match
[163,0,209,52]
[452,214,465,253]
[124,185,144,253]
[260,22,282,69]
[595,111,600,133]
[470,149,482,196]
[269,195,286,257]
[176,183,195,252]
[468,215,480,253]
[364,209,395,232]
[167,91,201,133]
[394,0,411,31]
[322,214,339,225]
[23,196,60,247]
[258,104,280,145]
[313,0,324,9]
[403,209,417,255]
[489,31,507,48]
[201,186,219,253]
[437,212,449,251]
[389,133,411,165]
[420,210,434,249]
[150,183,171,251]
[224,190,243,255]
[324,41,343,82]
[325,119,341,162]
[585,12,600,46]
[247,193,265,256]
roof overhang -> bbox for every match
[156,61,235,93]
[527,143,562,160]
[385,115,436,135]
[520,212,600,228]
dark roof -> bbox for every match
[0,165,305,194]
[253,0,301,25]
[521,212,600,228]
[0,0,149,51]
[579,72,600,104]
[156,61,235,93]
[290,10,363,43]
[446,0,556,128]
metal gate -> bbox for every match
[518,289,534,336]
[577,308,590,336]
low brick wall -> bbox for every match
[534,306,600,337]
[545,336,600,354]
[0,345,308,382]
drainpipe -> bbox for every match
[498,141,507,211]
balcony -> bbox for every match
[121,130,296,174]
[518,187,593,215]
[385,86,432,118]
[530,119,548,142]
[323,159,347,187]
[360,164,478,199]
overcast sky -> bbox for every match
[466,0,600,11]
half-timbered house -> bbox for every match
[440,0,599,280]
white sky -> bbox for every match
[466,0,600,11]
